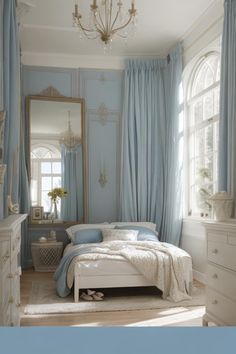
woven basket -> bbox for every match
[31,242,63,272]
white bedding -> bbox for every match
[64,241,193,302]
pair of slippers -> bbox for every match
[80,289,104,301]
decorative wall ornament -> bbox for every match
[99,171,108,188]
[7,195,19,215]
[99,157,107,187]
[98,103,109,126]
[39,86,64,98]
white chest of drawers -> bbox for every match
[0,214,27,326]
[203,220,236,326]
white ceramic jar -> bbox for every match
[209,191,233,221]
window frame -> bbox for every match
[183,48,221,218]
[31,144,62,212]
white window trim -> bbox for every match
[183,42,221,218]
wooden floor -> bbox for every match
[21,269,206,327]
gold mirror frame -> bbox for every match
[26,86,88,223]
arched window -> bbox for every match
[186,52,220,216]
[31,144,61,212]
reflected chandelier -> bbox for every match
[59,111,81,150]
[72,1,137,45]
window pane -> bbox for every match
[52,162,61,174]
[191,55,220,98]
[53,177,61,189]
[42,191,51,212]
[42,177,52,190]
[205,125,213,155]
[204,92,214,120]
[41,162,51,174]
[195,128,205,158]
[214,86,220,115]
[204,66,214,88]
[193,100,203,124]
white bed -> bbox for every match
[73,255,192,302]
[62,222,193,303]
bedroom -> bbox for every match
[0,0,235,328]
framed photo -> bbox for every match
[31,206,44,221]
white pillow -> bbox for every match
[66,223,114,241]
[111,222,157,232]
[102,229,138,242]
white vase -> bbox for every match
[51,200,58,220]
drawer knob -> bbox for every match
[213,273,218,279]
[212,300,218,305]
[8,273,13,279]
[212,249,218,254]
[16,303,21,308]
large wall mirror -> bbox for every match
[26,88,87,223]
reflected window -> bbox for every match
[187,52,220,216]
[31,145,62,212]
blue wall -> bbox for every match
[79,69,123,223]
[22,66,123,266]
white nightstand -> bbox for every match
[31,241,63,272]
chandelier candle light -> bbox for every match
[72,0,137,46]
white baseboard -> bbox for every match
[193,269,206,284]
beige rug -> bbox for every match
[24,281,205,315]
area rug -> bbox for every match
[23,281,205,315]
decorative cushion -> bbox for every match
[111,221,157,232]
[102,229,138,242]
[115,225,159,242]
[73,228,103,245]
[66,223,114,241]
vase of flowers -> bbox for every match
[48,187,68,220]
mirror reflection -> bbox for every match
[28,96,86,223]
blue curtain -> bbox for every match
[61,145,83,221]
[218,0,236,210]
[3,0,21,216]
[120,44,183,245]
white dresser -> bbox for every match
[0,214,27,326]
[203,220,236,326]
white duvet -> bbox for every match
[65,241,193,302]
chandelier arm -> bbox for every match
[74,17,98,33]
[110,7,121,32]
[96,7,106,33]
[111,13,133,33]
[109,0,113,32]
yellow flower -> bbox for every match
[48,188,68,202]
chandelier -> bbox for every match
[72,1,137,45]
[59,111,81,150]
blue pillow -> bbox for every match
[73,228,103,245]
[115,225,159,242]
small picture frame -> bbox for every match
[31,206,44,221]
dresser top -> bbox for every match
[0,214,28,233]
[203,218,236,232]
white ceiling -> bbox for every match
[20,0,217,57]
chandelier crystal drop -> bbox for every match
[59,111,81,150]
[72,0,137,45]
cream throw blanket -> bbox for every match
[65,241,193,302]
